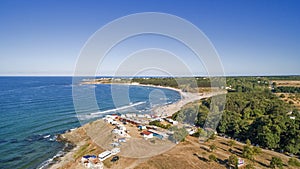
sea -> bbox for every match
[0,77,181,169]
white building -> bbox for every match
[141,131,153,139]
[81,155,103,169]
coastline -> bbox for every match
[126,83,225,118]
[81,81,224,117]
[47,83,225,168]
[151,87,224,118]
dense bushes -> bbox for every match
[273,86,300,93]
[288,157,300,167]
[149,120,171,129]
[132,77,211,88]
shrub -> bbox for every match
[245,164,255,169]
[270,157,283,169]
[288,157,300,167]
[228,140,236,147]
[208,154,217,162]
[228,154,238,168]
[209,144,217,152]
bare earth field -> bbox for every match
[273,80,300,87]
[50,119,298,169]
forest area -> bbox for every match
[171,76,300,156]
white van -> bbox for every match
[98,150,112,161]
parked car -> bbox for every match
[111,156,119,162]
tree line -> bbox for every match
[273,86,300,93]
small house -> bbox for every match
[141,131,153,139]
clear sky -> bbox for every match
[0,0,299,76]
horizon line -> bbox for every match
[0,74,299,78]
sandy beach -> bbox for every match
[129,83,227,117]
[108,82,225,118]
[152,88,224,117]
[81,80,225,117]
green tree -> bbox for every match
[270,157,283,169]
[246,139,251,145]
[209,144,217,152]
[242,139,255,161]
[252,146,262,161]
[228,154,238,168]
[242,144,254,160]
[208,154,217,162]
[209,133,217,140]
[228,140,236,147]
[283,118,300,154]
[168,126,188,143]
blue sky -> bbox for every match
[0,0,299,76]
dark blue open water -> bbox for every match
[0,77,180,169]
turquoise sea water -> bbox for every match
[0,77,180,169]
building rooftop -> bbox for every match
[141,131,152,135]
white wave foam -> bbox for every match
[77,101,146,120]
[49,135,57,142]
[36,150,64,169]
[43,135,51,139]
[90,101,146,115]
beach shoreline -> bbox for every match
[81,81,224,117]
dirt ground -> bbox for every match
[273,80,300,87]
[275,93,300,109]
[133,136,298,169]
[51,119,299,169]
